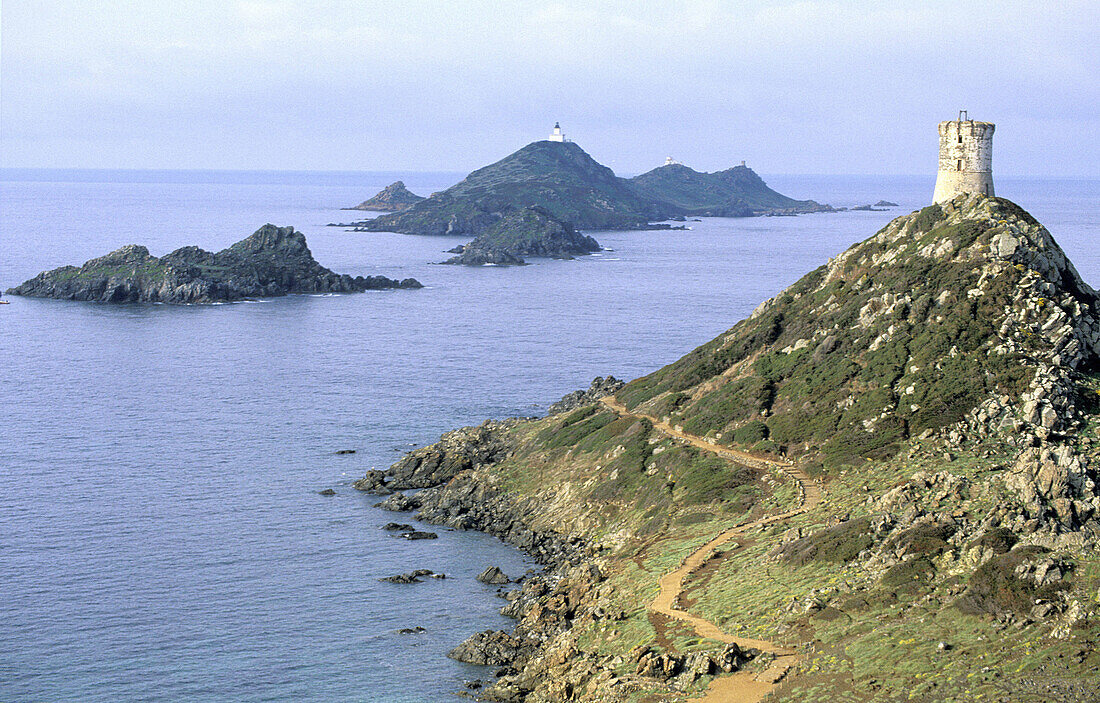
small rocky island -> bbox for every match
[443,207,601,265]
[8,224,422,304]
[345,181,425,211]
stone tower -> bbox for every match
[932,111,995,204]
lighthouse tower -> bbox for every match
[932,111,995,204]
[548,122,565,142]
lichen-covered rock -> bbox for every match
[8,224,423,303]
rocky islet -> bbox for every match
[8,224,423,304]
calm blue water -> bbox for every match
[1,169,1097,702]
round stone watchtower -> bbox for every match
[932,111,995,204]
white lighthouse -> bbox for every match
[548,122,565,142]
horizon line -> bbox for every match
[1,166,1094,181]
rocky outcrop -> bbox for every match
[476,566,511,584]
[443,207,601,266]
[345,181,425,211]
[448,630,530,666]
[382,419,524,491]
[547,376,625,415]
[8,224,423,304]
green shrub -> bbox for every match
[776,518,874,566]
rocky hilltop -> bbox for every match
[357,194,1100,701]
[626,162,831,217]
[443,207,602,266]
[8,224,422,304]
[345,181,425,211]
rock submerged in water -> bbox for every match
[379,569,442,583]
[7,224,423,304]
[476,566,510,585]
[317,488,336,496]
[382,522,415,532]
[443,207,601,266]
[400,530,438,540]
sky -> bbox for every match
[2,0,1097,176]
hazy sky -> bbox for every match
[2,1,1097,175]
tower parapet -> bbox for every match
[932,112,994,204]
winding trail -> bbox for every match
[599,396,822,702]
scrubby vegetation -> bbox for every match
[619,200,1056,470]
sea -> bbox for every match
[1,169,1097,702]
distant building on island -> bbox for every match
[664,156,681,166]
[933,111,995,204]
[548,122,566,142]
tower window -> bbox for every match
[958,159,963,171]
[958,132,963,144]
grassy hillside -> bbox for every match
[619,196,1099,471]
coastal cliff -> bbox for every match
[358,194,1100,701]
[8,224,422,304]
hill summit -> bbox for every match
[620,193,1100,470]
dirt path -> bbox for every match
[599,396,822,702]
